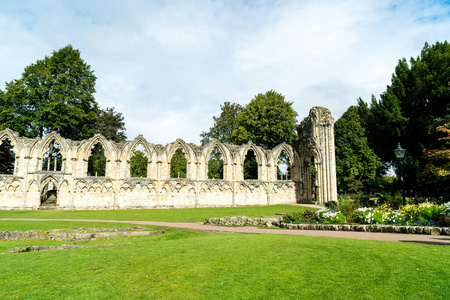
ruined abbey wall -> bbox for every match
[0,107,337,210]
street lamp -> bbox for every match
[394,142,406,205]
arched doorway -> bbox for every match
[40,179,58,206]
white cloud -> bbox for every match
[0,0,449,145]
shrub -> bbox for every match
[337,197,359,223]
[400,202,443,225]
[316,208,345,224]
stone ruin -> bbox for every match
[0,106,337,210]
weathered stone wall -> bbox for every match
[0,107,337,210]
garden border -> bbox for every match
[204,216,450,236]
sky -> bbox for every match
[1,0,449,145]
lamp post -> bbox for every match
[394,142,406,205]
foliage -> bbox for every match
[420,116,450,200]
[1,45,99,140]
[207,148,223,179]
[87,143,106,176]
[400,202,443,225]
[231,90,298,149]
[276,150,291,180]
[0,139,15,174]
[337,197,359,223]
[0,81,31,137]
[170,148,187,178]
[0,45,127,144]
[243,149,258,179]
[130,150,147,177]
[335,106,382,194]
[42,140,62,171]
[358,41,450,200]
[200,102,243,145]
[95,107,127,142]
[315,208,346,224]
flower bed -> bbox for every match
[283,201,450,229]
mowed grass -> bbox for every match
[0,222,448,299]
[0,204,309,222]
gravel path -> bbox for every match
[1,218,449,245]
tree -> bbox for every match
[358,41,450,199]
[95,107,127,142]
[335,106,382,194]
[1,45,99,140]
[0,80,32,137]
[231,90,298,149]
[170,148,187,178]
[200,102,242,145]
[130,150,148,177]
[0,139,15,174]
[420,115,450,200]
[207,148,223,179]
[87,143,106,176]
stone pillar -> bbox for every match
[297,107,338,204]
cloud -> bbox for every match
[0,0,449,145]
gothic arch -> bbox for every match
[81,134,114,161]
[0,129,20,148]
[124,135,155,161]
[39,132,67,157]
[203,140,230,166]
[240,142,265,166]
[166,139,193,164]
[272,143,295,166]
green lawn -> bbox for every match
[0,222,448,299]
[0,206,448,299]
[0,204,310,222]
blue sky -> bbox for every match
[1,0,449,144]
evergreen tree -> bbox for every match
[335,106,382,194]
[359,41,450,199]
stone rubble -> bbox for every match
[0,226,165,241]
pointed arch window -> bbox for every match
[130,144,148,178]
[277,149,291,180]
[208,147,223,179]
[170,147,187,178]
[88,143,106,176]
[243,149,258,180]
[0,138,15,175]
[42,139,63,171]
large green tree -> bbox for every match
[200,102,242,145]
[1,45,98,140]
[335,106,381,194]
[231,90,298,149]
[95,107,127,142]
[358,41,450,200]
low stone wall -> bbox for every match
[204,216,282,227]
[0,227,164,241]
[204,216,450,236]
[280,223,450,235]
